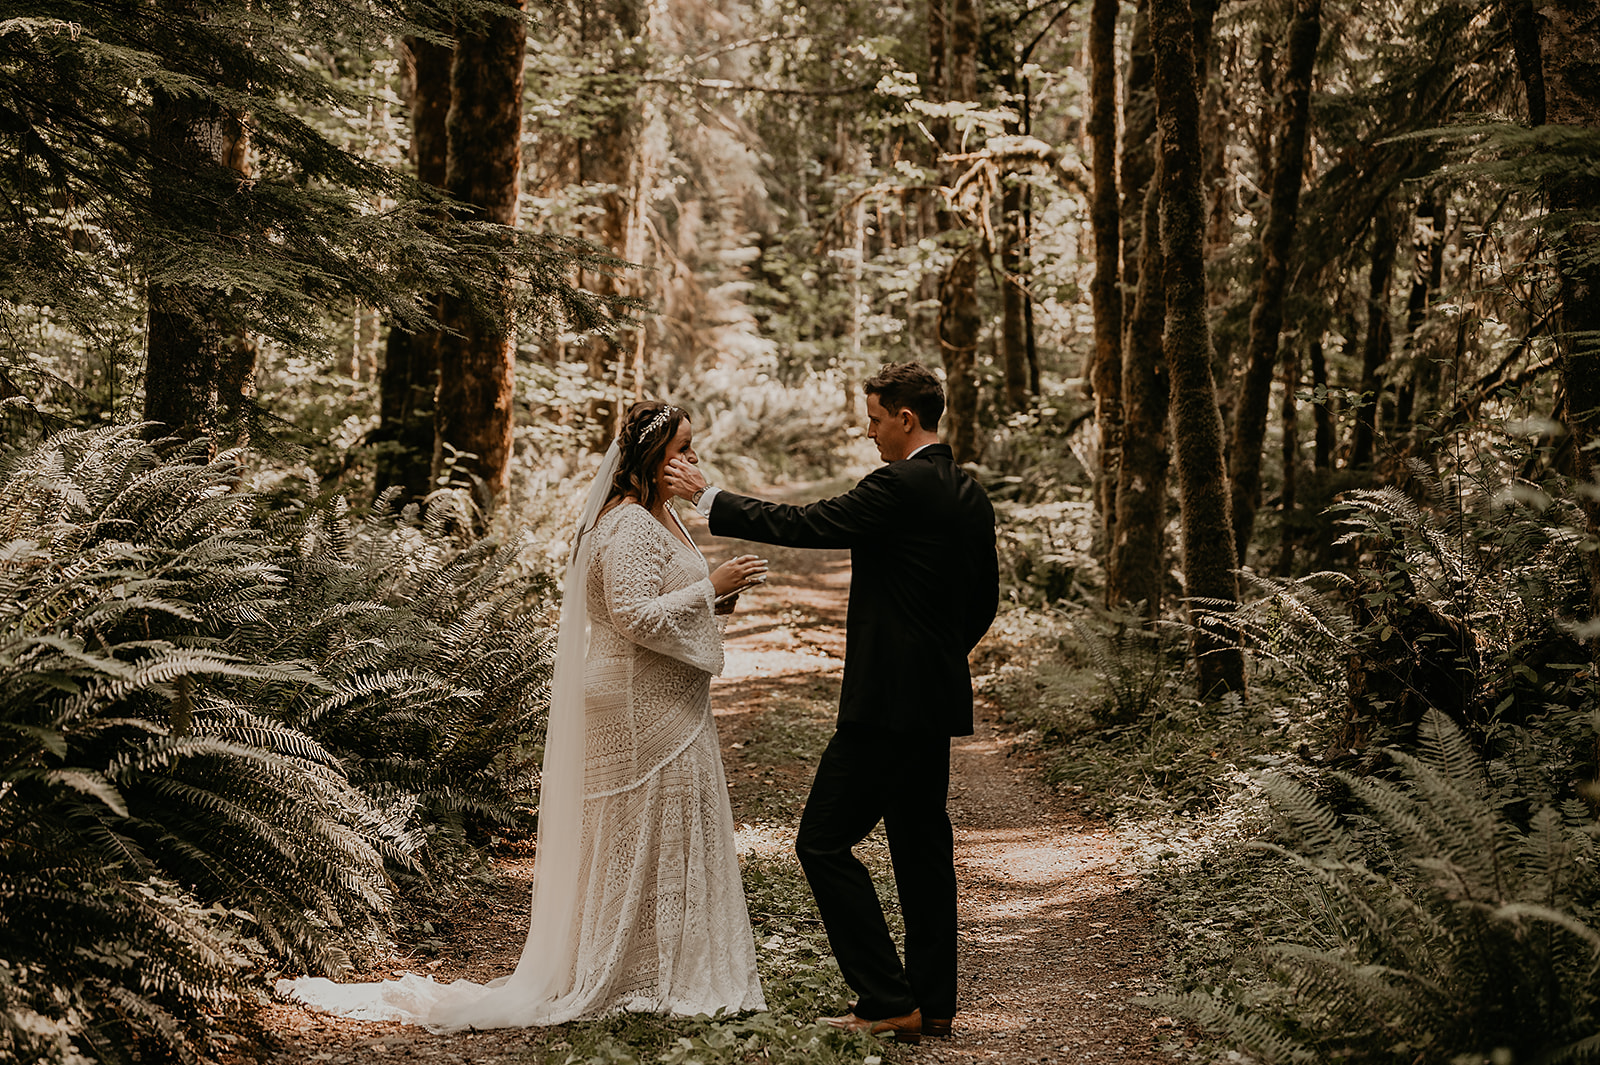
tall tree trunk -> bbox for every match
[1151,0,1245,696]
[1309,338,1334,469]
[1088,0,1124,548]
[939,0,982,462]
[144,92,255,439]
[1118,0,1156,327]
[1227,0,1321,564]
[1106,0,1165,615]
[1535,0,1600,619]
[1276,342,1300,577]
[1509,0,1548,126]
[1000,179,1030,412]
[376,33,451,501]
[1350,208,1397,469]
[1106,176,1169,618]
[1395,196,1445,429]
[577,0,644,441]
[432,2,526,501]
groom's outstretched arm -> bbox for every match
[707,468,902,550]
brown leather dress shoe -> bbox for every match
[922,1016,953,1037]
[822,1008,923,1045]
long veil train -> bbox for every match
[277,442,622,1031]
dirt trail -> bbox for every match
[245,489,1176,1064]
[699,507,1175,1065]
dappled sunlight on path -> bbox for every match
[242,482,1174,1065]
[698,493,1176,1064]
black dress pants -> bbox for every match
[795,725,957,1019]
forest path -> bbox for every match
[245,482,1176,1065]
[697,498,1176,1065]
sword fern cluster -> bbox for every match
[1148,711,1600,1063]
[0,427,553,1064]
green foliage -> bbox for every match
[1219,454,1594,758]
[0,0,614,437]
[1144,712,1600,1064]
[979,608,1319,821]
[0,427,553,1063]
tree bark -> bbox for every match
[432,2,526,501]
[376,33,451,501]
[1106,176,1169,618]
[1000,178,1030,413]
[1227,0,1321,564]
[1106,0,1165,616]
[1118,0,1156,328]
[938,0,982,463]
[1308,338,1334,469]
[1394,196,1445,429]
[577,0,645,440]
[1350,207,1397,468]
[1535,0,1600,619]
[1088,0,1124,548]
[1151,0,1245,696]
[1276,342,1300,577]
[144,92,255,439]
[1509,0,1548,126]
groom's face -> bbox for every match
[865,394,914,463]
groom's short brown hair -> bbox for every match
[864,362,944,432]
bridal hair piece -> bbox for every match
[277,441,622,1029]
[635,404,678,445]
[610,402,685,512]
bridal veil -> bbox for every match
[278,442,622,1030]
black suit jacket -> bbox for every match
[708,443,998,737]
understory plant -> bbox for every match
[1148,711,1600,1063]
[0,427,552,1064]
[1145,450,1600,1062]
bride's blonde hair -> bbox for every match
[608,401,685,511]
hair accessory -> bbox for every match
[637,405,677,444]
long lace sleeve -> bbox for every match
[600,507,724,676]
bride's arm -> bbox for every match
[600,509,724,675]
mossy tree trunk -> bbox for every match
[1088,0,1123,549]
[144,91,255,440]
[1151,0,1245,696]
[1106,1,1164,617]
[376,32,451,501]
[938,0,982,463]
[432,2,526,501]
[1118,0,1156,329]
[1107,175,1168,619]
[1227,0,1321,564]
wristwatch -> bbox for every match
[689,487,706,506]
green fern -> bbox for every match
[0,427,556,1063]
[1145,711,1600,1062]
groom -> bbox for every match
[665,361,998,1044]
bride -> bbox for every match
[280,402,769,1029]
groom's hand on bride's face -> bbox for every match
[664,457,707,498]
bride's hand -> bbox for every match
[711,554,767,598]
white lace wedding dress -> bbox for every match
[279,500,766,1030]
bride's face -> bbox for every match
[656,419,697,497]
